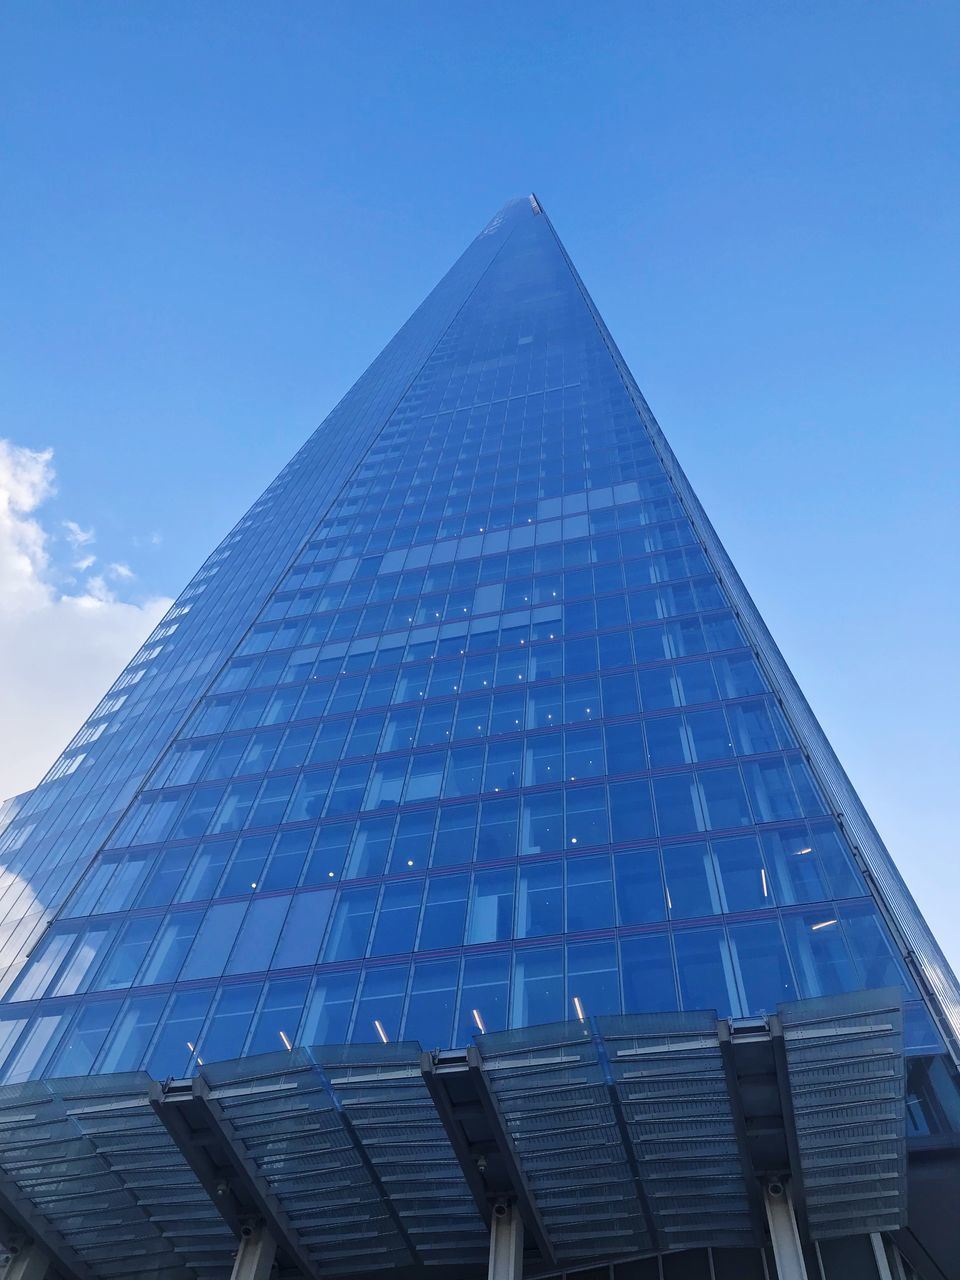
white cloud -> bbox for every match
[0,440,173,801]
[62,518,95,547]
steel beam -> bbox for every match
[0,1196,88,1280]
[487,1202,524,1280]
[229,1223,277,1280]
[420,1052,491,1227]
[767,1014,811,1241]
[764,1182,810,1280]
[465,1045,556,1266]
[0,1243,49,1280]
[152,1079,319,1280]
[869,1235,896,1280]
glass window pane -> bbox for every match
[433,805,477,867]
[781,911,858,998]
[712,835,770,912]
[674,926,739,1017]
[466,868,515,944]
[140,912,203,985]
[620,933,678,1014]
[566,855,614,931]
[370,881,423,956]
[146,989,214,1079]
[246,977,309,1055]
[838,902,918,996]
[322,887,378,962]
[567,939,620,1018]
[520,792,562,856]
[614,849,665,924]
[225,896,290,975]
[97,995,168,1072]
[197,984,260,1065]
[418,876,469,950]
[301,971,359,1047]
[564,785,609,847]
[697,766,752,830]
[271,892,333,970]
[662,842,719,919]
[653,774,702,837]
[512,945,563,1027]
[457,953,510,1041]
[517,861,562,938]
[609,779,655,843]
[352,966,405,1044]
[303,826,351,885]
[218,835,272,896]
[47,999,123,1077]
[729,920,797,1014]
[404,959,458,1048]
[180,901,246,980]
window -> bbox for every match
[566,855,614,931]
[567,939,620,1017]
[179,902,245,980]
[97,995,168,1072]
[466,868,515,944]
[405,960,458,1048]
[225,896,289,975]
[674,927,738,1017]
[660,845,724,926]
[620,933,678,1013]
[246,978,310,1055]
[323,887,377,962]
[729,920,796,1014]
[146,989,214,1079]
[352,967,405,1044]
[418,876,469,950]
[199,985,260,1064]
[370,881,422,956]
[300,972,359,1047]
[512,946,563,1026]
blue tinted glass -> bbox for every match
[674,927,738,1017]
[1,193,942,1093]
[620,934,678,1013]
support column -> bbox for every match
[488,1200,524,1280]
[0,1243,49,1280]
[869,1235,895,1280]
[764,1181,810,1280]
[229,1222,277,1280]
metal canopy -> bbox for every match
[776,989,906,1238]
[0,990,906,1280]
[0,1072,237,1280]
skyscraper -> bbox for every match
[0,197,957,1280]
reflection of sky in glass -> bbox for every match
[0,199,953,1118]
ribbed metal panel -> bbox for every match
[779,987,906,1237]
[0,1073,235,1279]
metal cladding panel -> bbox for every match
[778,987,906,1237]
[475,1020,654,1262]
[0,997,916,1278]
[596,1012,756,1251]
[200,1042,488,1272]
[0,1073,235,1279]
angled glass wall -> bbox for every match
[0,197,956,1137]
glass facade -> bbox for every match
[0,196,957,1122]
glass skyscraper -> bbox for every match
[0,194,957,1147]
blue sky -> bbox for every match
[0,1,957,963]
